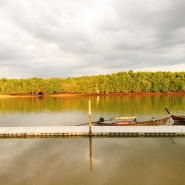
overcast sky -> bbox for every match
[0,0,185,79]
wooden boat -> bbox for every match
[165,108,185,124]
[93,116,171,126]
[171,115,185,123]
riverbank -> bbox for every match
[0,94,83,98]
[0,91,185,98]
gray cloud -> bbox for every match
[0,0,185,78]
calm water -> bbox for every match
[0,95,185,185]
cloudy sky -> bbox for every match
[0,0,185,78]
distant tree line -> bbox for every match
[0,71,185,95]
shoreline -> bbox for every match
[0,94,83,98]
[0,92,185,98]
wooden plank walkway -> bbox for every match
[0,126,185,138]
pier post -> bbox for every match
[88,100,92,135]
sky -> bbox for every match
[0,0,185,79]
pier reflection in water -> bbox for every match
[89,137,93,171]
[0,137,185,185]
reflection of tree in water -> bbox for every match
[0,96,185,116]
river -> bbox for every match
[0,95,185,185]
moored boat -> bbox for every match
[171,115,185,124]
[165,108,185,124]
[93,116,171,126]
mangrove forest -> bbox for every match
[0,71,185,95]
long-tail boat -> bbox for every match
[93,116,171,126]
[165,108,185,124]
[171,115,185,123]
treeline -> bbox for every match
[0,71,185,95]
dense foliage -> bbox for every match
[0,71,185,95]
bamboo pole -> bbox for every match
[88,100,92,135]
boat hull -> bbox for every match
[171,115,185,124]
[94,117,170,126]
[165,108,185,124]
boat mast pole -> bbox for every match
[88,100,92,135]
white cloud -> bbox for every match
[0,0,185,78]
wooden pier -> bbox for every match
[0,126,185,138]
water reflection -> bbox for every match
[0,95,185,127]
[89,137,92,171]
[0,96,185,184]
[1,138,185,185]
[170,137,175,144]
[0,95,185,115]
